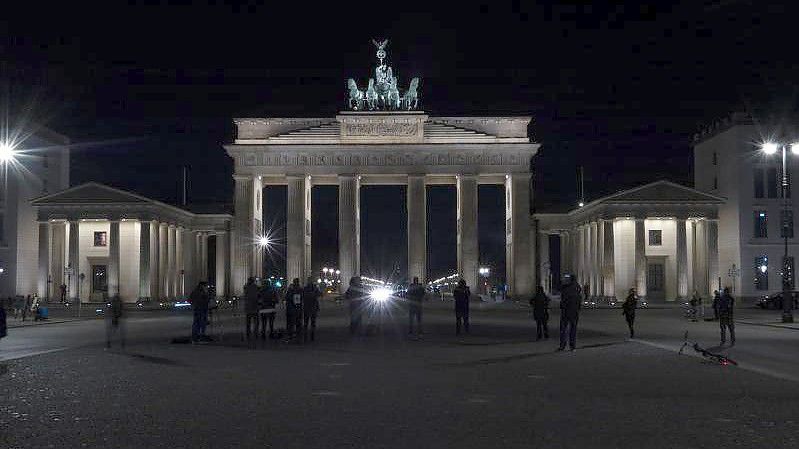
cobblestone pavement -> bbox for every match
[1,302,798,448]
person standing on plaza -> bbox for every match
[243,277,260,340]
[284,278,304,339]
[12,296,23,320]
[558,275,582,351]
[718,287,736,346]
[688,290,699,322]
[259,279,278,339]
[453,279,471,335]
[59,283,67,303]
[621,288,638,339]
[190,281,211,343]
[21,295,32,322]
[302,277,321,341]
[106,295,125,349]
[0,298,7,341]
[347,277,365,334]
[407,276,425,336]
[531,285,550,340]
[712,290,721,321]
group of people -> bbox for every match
[244,276,320,342]
[2,295,36,321]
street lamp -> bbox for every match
[761,141,798,323]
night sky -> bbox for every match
[3,1,797,280]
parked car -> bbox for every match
[758,291,799,309]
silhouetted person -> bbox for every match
[712,290,720,320]
[718,287,735,346]
[0,299,7,341]
[453,279,471,335]
[622,288,638,338]
[285,278,303,338]
[347,277,365,334]
[59,284,67,303]
[243,277,260,340]
[106,295,125,349]
[190,282,210,343]
[22,295,32,321]
[259,279,278,339]
[407,276,425,335]
[559,275,581,351]
[531,286,550,340]
[302,277,321,341]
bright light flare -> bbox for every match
[792,143,799,155]
[371,287,392,302]
[0,142,16,162]
[257,236,271,247]
[761,142,779,155]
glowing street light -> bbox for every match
[0,142,16,163]
[479,267,490,276]
[760,140,799,323]
[257,236,271,247]
[371,287,392,302]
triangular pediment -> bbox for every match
[602,180,724,204]
[31,182,152,205]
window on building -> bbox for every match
[784,256,795,290]
[754,168,765,198]
[93,231,108,247]
[712,151,718,165]
[755,256,769,290]
[754,211,768,238]
[648,229,662,246]
[767,166,779,198]
[781,210,794,238]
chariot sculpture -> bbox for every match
[347,39,421,111]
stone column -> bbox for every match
[68,220,80,301]
[582,225,589,288]
[149,221,160,299]
[287,175,311,283]
[407,174,427,282]
[200,233,209,282]
[338,175,361,292]
[457,174,479,292]
[231,175,260,295]
[539,232,550,293]
[505,173,533,298]
[167,225,176,299]
[602,219,616,299]
[589,221,598,297]
[108,220,121,299]
[158,223,168,299]
[676,218,688,299]
[560,231,570,276]
[574,226,582,285]
[596,220,605,298]
[707,220,720,295]
[37,222,50,300]
[139,221,151,299]
[175,227,184,298]
[635,219,647,297]
[215,231,229,298]
[50,222,66,299]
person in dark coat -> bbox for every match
[0,299,7,341]
[243,277,260,340]
[531,286,550,340]
[347,277,365,334]
[284,278,304,338]
[106,295,125,349]
[718,287,735,346]
[559,275,582,351]
[22,295,32,321]
[712,290,721,321]
[622,288,638,338]
[302,277,321,341]
[258,279,278,339]
[407,276,425,335]
[453,279,471,335]
[190,282,211,342]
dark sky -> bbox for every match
[2,1,798,280]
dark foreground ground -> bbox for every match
[1,300,798,448]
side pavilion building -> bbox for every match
[31,183,231,302]
[536,181,724,302]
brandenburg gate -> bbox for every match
[224,41,539,297]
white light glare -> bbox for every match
[371,287,392,302]
[257,236,271,247]
[792,143,799,155]
[762,142,779,155]
[578,201,585,207]
[0,142,16,162]
[760,265,768,274]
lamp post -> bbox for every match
[762,142,797,323]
